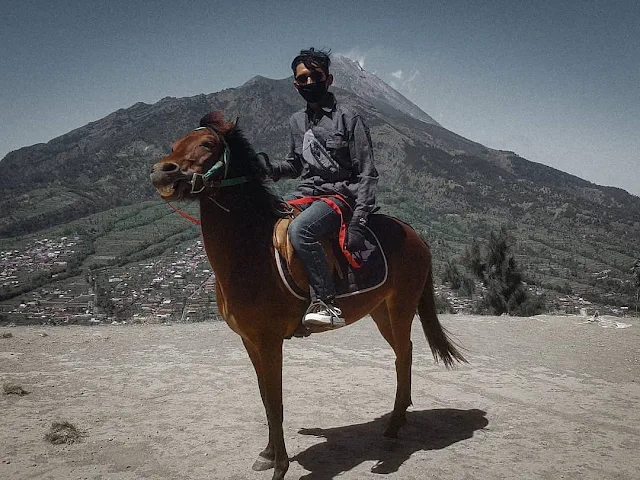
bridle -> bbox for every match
[164,126,266,221]
[188,126,251,194]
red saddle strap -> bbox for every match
[287,195,361,269]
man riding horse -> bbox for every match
[150,49,465,478]
[265,48,378,329]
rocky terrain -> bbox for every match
[1,314,638,479]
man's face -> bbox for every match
[293,63,333,90]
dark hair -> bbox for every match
[291,47,331,75]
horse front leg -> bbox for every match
[243,336,289,479]
[242,338,276,471]
[258,339,289,480]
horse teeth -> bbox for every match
[158,185,174,195]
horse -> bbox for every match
[150,111,466,480]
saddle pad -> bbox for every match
[275,225,388,300]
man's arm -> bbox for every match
[349,114,378,219]
[266,119,303,180]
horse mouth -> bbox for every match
[156,182,178,198]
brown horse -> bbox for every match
[150,111,466,480]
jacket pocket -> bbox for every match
[326,136,351,169]
[325,138,348,150]
[302,130,340,173]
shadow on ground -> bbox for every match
[291,408,488,479]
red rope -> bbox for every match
[165,195,360,269]
[288,195,361,269]
[165,200,201,226]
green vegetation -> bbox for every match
[2,81,639,320]
[439,226,544,316]
[632,260,640,313]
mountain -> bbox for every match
[330,56,440,126]
[1,56,639,322]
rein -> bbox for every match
[165,200,202,225]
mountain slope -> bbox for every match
[1,57,639,318]
[330,56,440,126]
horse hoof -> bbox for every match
[252,455,275,471]
[272,463,289,480]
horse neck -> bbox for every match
[198,186,277,275]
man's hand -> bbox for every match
[256,152,280,181]
[346,216,367,252]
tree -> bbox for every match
[463,226,535,315]
[441,260,463,290]
[631,260,640,314]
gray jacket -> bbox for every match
[271,93,378,220]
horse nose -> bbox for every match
[151,162,179,174]
[160,162,179,172]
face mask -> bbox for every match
[297,82,328,103]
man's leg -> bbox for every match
[289,201,345,328]
[288,200,340,300]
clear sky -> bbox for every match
[2,0,639,196]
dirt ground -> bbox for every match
[1,313,639,480]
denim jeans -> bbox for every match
[288,198,351,301]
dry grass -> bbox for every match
[44,421,85,445]
[3,383,29,396]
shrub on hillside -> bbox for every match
[441,260,463,290]
[463,226,545,316]
[434,293,455,314]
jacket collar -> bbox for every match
[306,92,337,117]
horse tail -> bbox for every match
[417,267,468,368]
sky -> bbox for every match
[2,0,639,196]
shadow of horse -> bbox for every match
[291,408,488,479]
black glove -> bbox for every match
[256,152,280,181]
[346,215,368,252]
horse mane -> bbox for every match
[199,112,289,219]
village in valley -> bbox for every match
[0,237,220,326]
[1,234,634,326]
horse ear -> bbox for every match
[199,111,235,133]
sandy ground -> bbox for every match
[1,314,639,480]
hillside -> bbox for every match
[1,56,639,324]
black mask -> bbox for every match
[297,82,328,104]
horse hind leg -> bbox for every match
[370,300,414,438]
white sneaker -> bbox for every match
[303,300,346,328]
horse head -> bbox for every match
[150,111,243,201]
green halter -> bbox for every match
[189,128,251,193]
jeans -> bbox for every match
[288,198,351,301]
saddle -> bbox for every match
[273,208,343,297]
[272,206,388,300]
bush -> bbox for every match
[458,276,476,298]
[441,260,463,290]
[463,226,531,315]
[45,421,85,444]
[434,294,456,314]
[511,294,548,317]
